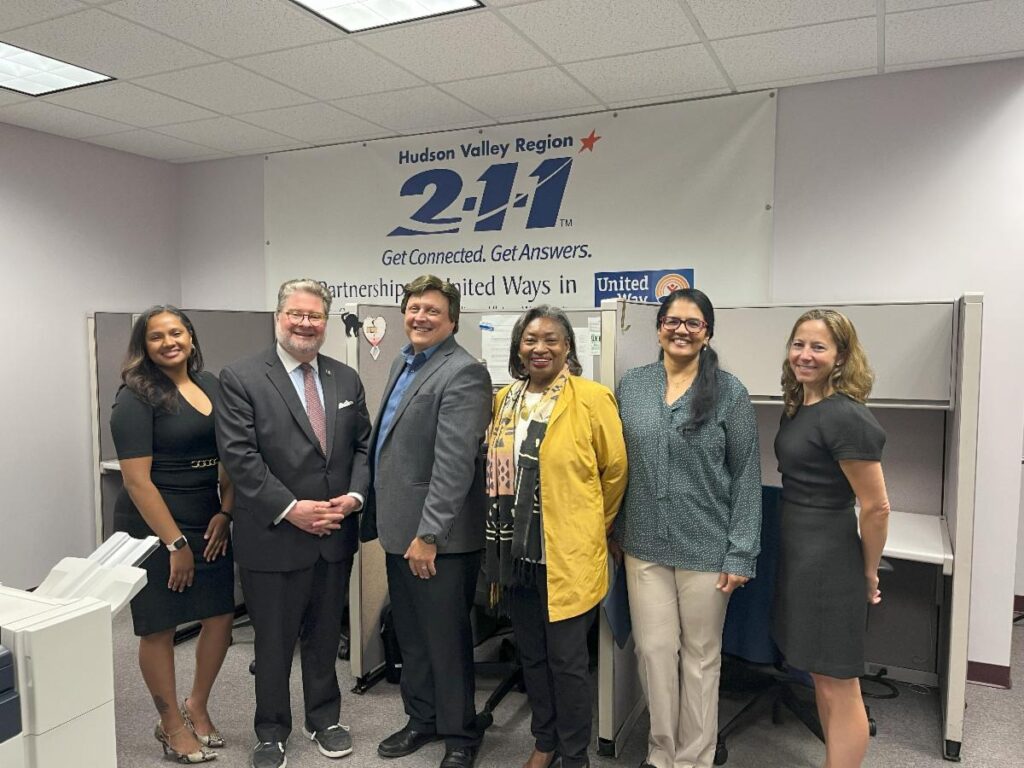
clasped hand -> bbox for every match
[287,496,359,536]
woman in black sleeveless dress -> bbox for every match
[772,308,891,768]
[111,306,234,764]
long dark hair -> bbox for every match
[508,305,583,380]
[121,306,203,412]
[657,288,720,429]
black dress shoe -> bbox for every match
[378,726,442,758]
[440,744,478,768]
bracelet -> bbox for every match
[218,510,232,519]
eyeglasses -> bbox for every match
[660,316,707,332]
[283,310,327,326]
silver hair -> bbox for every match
[276,278,332,314]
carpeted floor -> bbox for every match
[112,614,1023,767]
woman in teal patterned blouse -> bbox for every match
[613,288,761,768]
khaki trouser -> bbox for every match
[625,555,730,768]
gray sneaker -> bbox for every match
[251,741,286,768]
[303,724,353,758]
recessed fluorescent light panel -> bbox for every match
[291,0,483,33]
[0,42,112,96]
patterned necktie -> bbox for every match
[300,363,327,454]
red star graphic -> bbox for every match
[578,129,601,153]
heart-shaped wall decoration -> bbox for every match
[362,316,386,360]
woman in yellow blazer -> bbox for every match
[485,306,627,768]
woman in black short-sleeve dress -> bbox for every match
[772,308,891,768]
[110,306,233,764]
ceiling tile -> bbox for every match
[607,89,731,109]
[105,0,341,59]
[0,99,132,138]
[887,49,1024,72]
[85,128,222,160]
[886,0,1024,66]
[713,18,876,85]
[565,45,727,104]
[688,0,875,39]
[0,1,85,33]
[359,11,549,82]
[168,152,236,163]
[0,89,31,107]
[153,116,299,152]
[735,67,878,92]
[45,80,216,126]
[333,86,489,133]
[2,9,216,79]
[237,40,423,100]
[441,67,600,119]
[500,0,698,63]
[887,0,986,10]
[238,103,387,143]
[494,103,606,123]
[134,62,314,114]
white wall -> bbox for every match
[773,59,1024,668]
[178,156,266,311]
[0,123,180,589]
[127,56,1024,671]
[1017,429,1024,598]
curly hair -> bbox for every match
[121,306,203,413]
[781,308,874,416]
[508,305,583,380]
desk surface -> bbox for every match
[860,509,953,575]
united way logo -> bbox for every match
[654,273,692,298]
[594,269,695,305]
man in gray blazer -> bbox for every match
[360,275,491,768]
[216,279,371,768]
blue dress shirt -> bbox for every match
[374,340,442,476]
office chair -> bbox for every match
[714,486,889,766]
[472,571,526,729]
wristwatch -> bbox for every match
[418,533,437,545]
[166,535,187,552]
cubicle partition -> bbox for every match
[87,298,980,760]
[87,309,361,542]
[598,296,980,761]
[88,310,278,543]
[345,302,605,689]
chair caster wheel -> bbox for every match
[714,742,728,765]
[868,718,877,737]
[249,659,257,675]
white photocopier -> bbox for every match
[0,534,155,768]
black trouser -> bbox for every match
[239,556,352,743]
[509,565,596,768]
[385,550,483,748]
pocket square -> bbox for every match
[338,400,353,409]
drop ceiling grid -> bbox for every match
[0,0,1019,161]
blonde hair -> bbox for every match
[781,308,874,416]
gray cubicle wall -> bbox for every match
[346,303,605,687]
[91,310,275,541]
[606,296,979,759]
[609,300,946,515]
[345,303,405,686]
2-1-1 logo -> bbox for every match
[388,157,573,237]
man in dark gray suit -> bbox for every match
[216,279,371,768]
[361,275,491,768]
